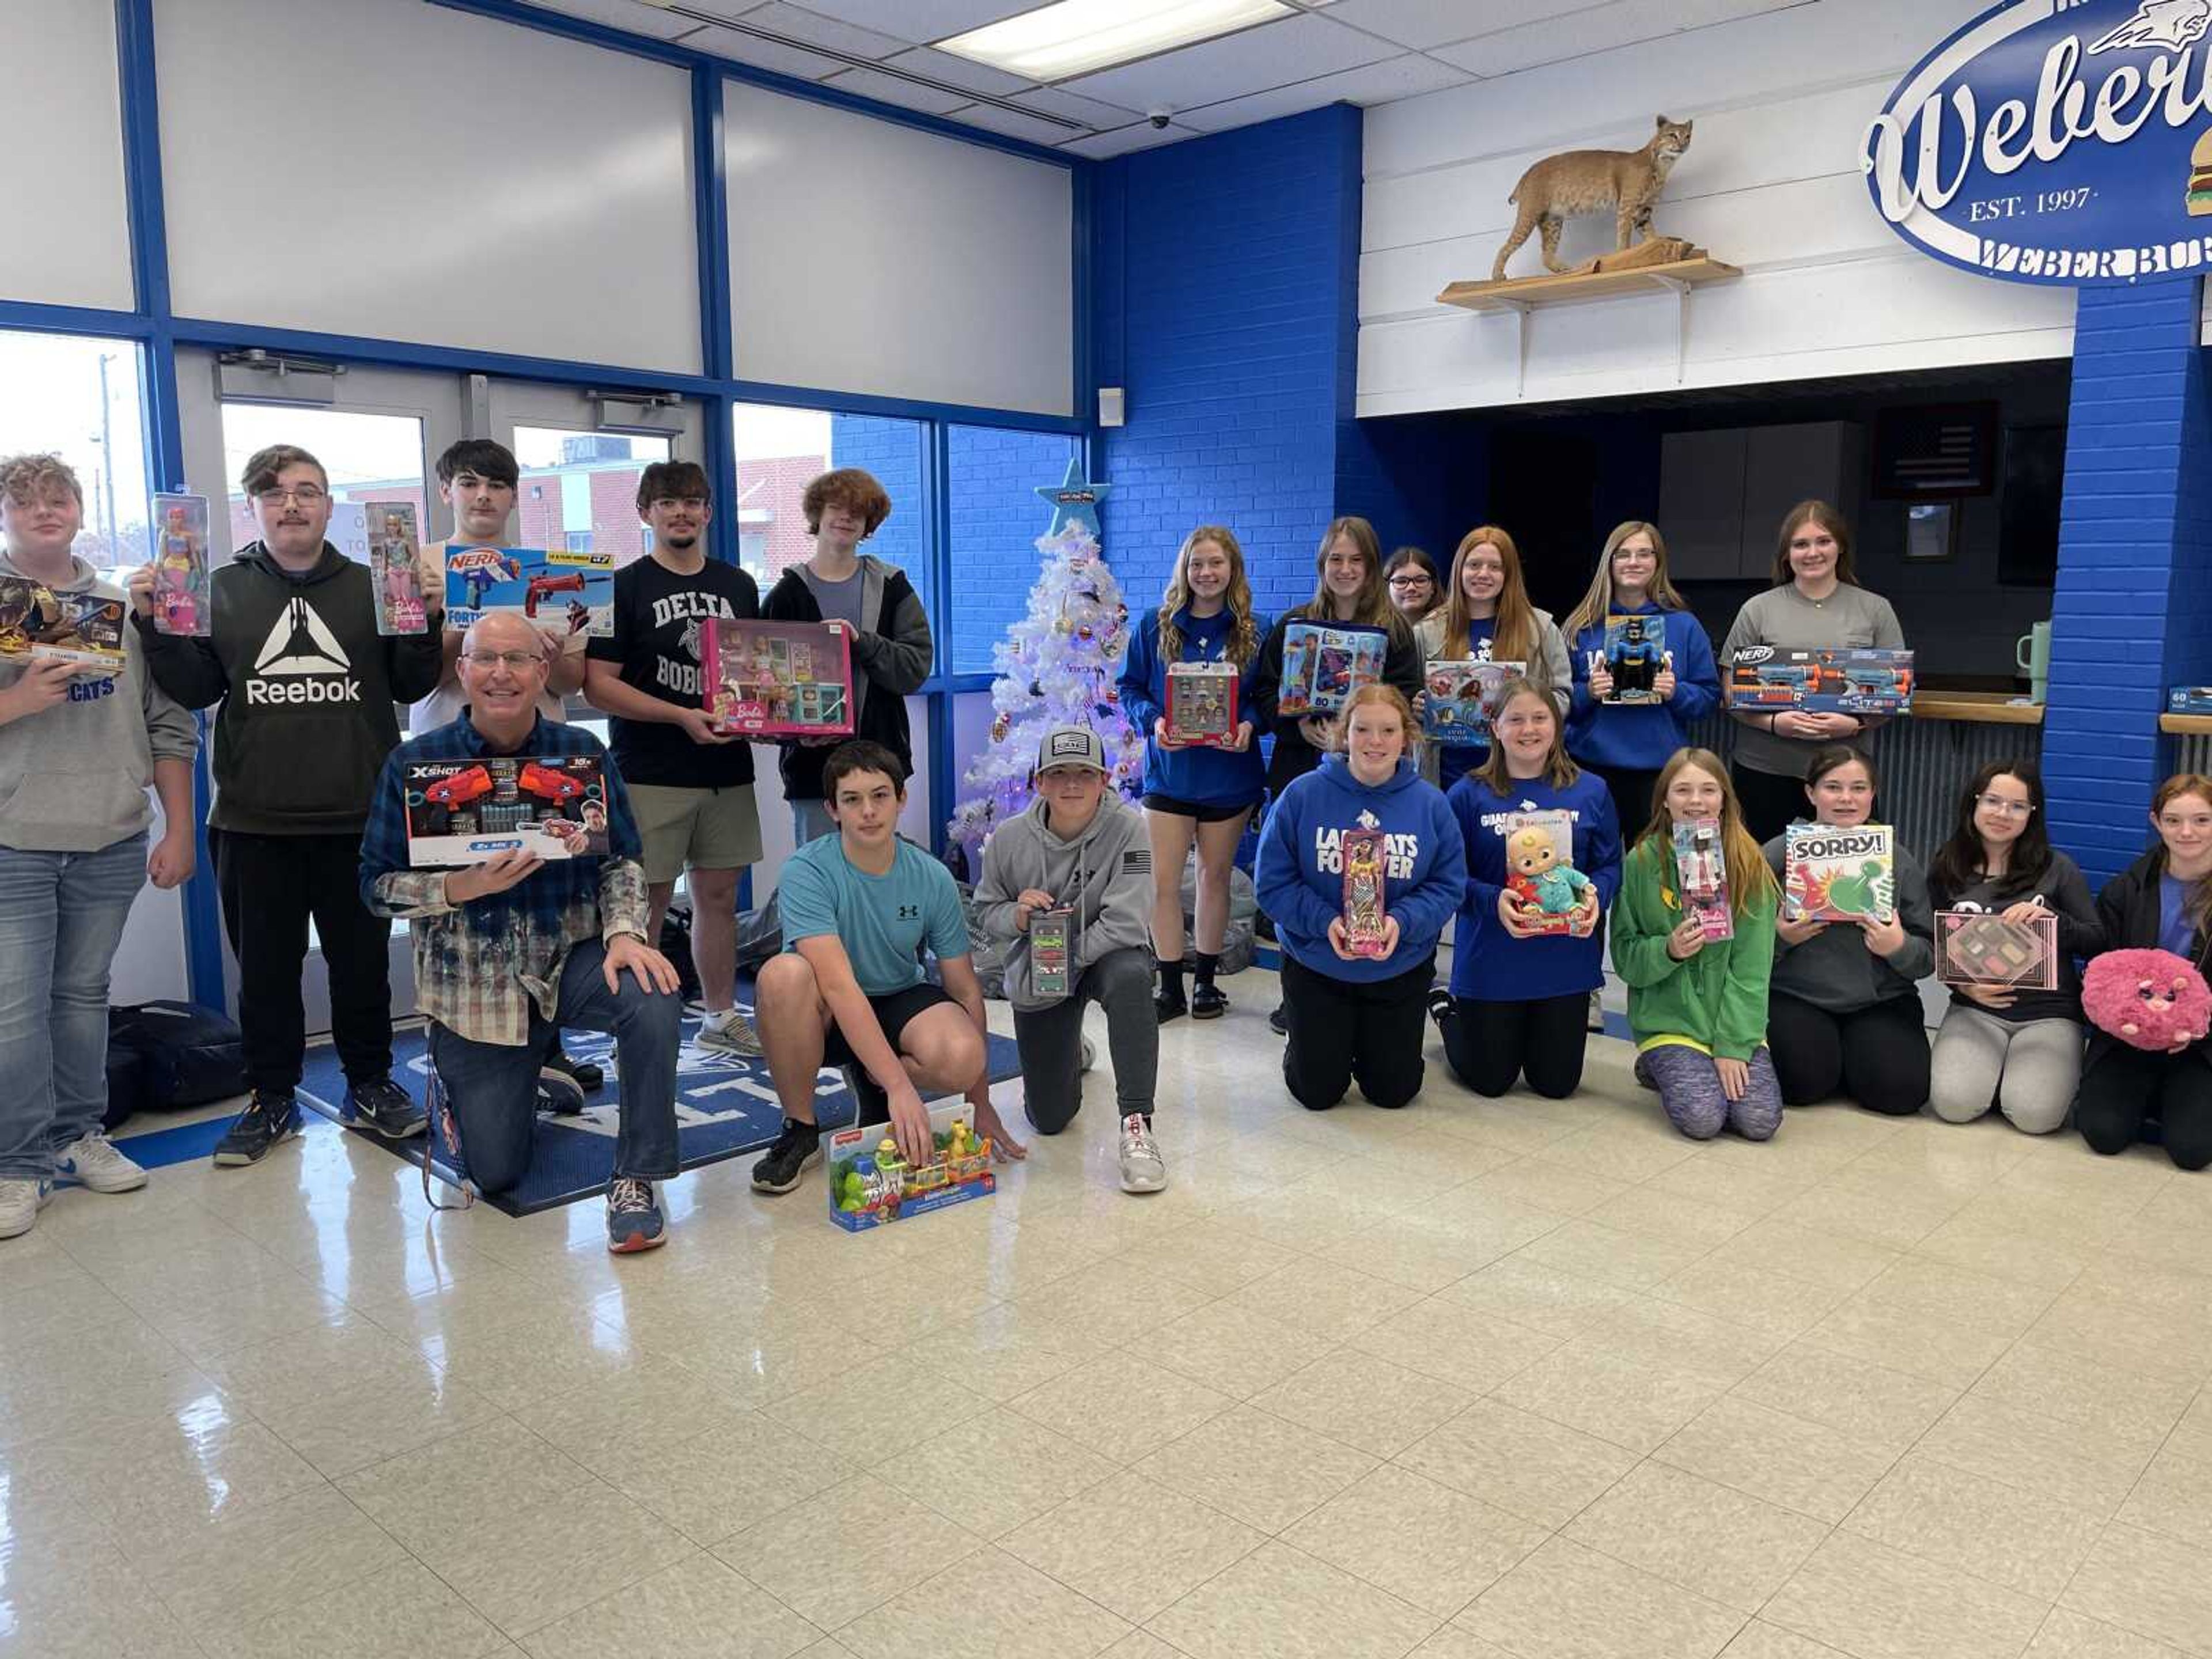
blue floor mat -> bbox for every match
[296,1011,1024,1217]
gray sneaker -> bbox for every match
[1118,1113,1166,1194]
[696,1009,764,1056]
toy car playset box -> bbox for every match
[699,618,854,738]
[0,579,126,674]
[1783,823,1896,924]
[1726,646,1915,715]
[367,502,429,637]
[1672,817,1734,942]
[1277,622,1386,717]
[148,493,211,638]
[1597,614,1665,705]
[401,753,611,866]
[827,1100,997,1232]
[1936,909,2059,991]
[442,545,613,638]
[1422,659,1522,742]
[1165,660,1238,746]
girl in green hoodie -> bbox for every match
[1612,747,1783,1140]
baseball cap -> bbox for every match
[1037,725,1108,775]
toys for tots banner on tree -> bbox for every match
[1863,0,2212,285]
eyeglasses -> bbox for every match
[255,484,328,507]
[1387,575,1433,589]
[460,650,544,672]
[1976,794,2034,818]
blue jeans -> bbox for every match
[425,938,681,1196]
[0,834,147,1180]
[790,797,836,846]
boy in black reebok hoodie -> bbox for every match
[132,444,445,1168]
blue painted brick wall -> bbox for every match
[2041,278,2212,885]
[944,425,1078,676]
[1093,105,1366,631]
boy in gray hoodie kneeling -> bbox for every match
[978,726,1165,1192]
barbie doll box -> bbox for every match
[699,619,854,738]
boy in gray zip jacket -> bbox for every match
[976,726,1164,1191]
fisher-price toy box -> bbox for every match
[826,1099,996,1232]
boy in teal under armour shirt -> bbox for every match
[749,740,1026,1193]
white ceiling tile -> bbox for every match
[1058,13,1392,110]
[513,0,707,40]
[1058,120,1206,158]
[1324,0,1568,50]
[880,44,1035,97]
[1431,0,1802,77]
[942,100,1081,145]
[815,65,973,112]
[1010,85,1144,128]
[681,22,847,75]
[783,0,1046,41]
[740,1,912,56]
[1177,51,1473,132]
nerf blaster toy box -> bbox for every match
[402,754,610,865]
[1727,647,1914,716]
[443,545,613,638]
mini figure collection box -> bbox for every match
[1278,622,1385,717]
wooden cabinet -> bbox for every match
[1658,421,1863,580]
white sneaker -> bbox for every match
[0,1177,51,1238]
[55,1132,147,1194]
[1118,1113,1166,1194]
[696,1009,764,1057]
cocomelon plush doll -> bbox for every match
[2083,948,2212,1052]
[1506,824,1593,927]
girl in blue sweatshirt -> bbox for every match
[1562,521,1722,833]
[1256,686,1465,1112]
[1116,525,1266,1022]
[1441,679,1622,1100]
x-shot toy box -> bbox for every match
[402,753,610,865]
[1726,646,1914,715]
[442,545,614,638]
[827,1100,996,1232]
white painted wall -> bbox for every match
[0,0,134,313]
[1358,0,2077,416]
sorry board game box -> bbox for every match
[1783,823,1896,923]
[828,1100,997,1232]
[368,503,428,637]
[0,579,126,674]
[1936,909,2060,991]
[1672,817,1734,942]
[1597,614,1666,704]
[1422,659,1522,743]
[1165,660,1238,746]
[148,493,211,638]
[442,546,613,638]
[1277,622,1387,717]
[1727,647,1914,715]
[699,619,854,738]
[400,754,611,866]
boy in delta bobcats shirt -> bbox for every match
[131,444,445,1168]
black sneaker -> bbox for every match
[1268,1001,1288,1036]
[1427,988,1455,1029]
[1191,984,1227,1020]
[544,1050,604,1093]
[1154,988,1188,1024]
[213,1091,302,1168]
[751,1119,822,1194]
[536,1070,587,1117]
[344,1076,427,1141]
[840,1066,892,1127]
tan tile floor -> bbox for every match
[5,973,2212,1658]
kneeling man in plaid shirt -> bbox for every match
[360,611,683,1252]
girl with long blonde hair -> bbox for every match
[1612,748,1783,1141]
[1116,525,1266,1022]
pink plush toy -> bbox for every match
[2082,948,2212,1052]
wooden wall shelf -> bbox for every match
[1437,256,1742,397]
[2161,713,2212,734]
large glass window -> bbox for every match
[511,426,670,571]
[731,404,931,625]
[0,331,150,574]
[219,404,428,565]
[946,426,1079,676]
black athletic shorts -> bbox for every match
[1142,793,1255,824]
[822,981,957,1069]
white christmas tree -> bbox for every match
[946,513,1143,864]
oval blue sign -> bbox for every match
[1863,0,2212,286]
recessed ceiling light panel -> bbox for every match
[938,0,1293,83]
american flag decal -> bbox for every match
[1123,849,1150,876]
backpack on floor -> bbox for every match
[103,1041,153,1132]
[108,1001,249,1111]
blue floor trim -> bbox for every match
[110,1112,244,1171]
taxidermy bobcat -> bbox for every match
[1491,115,1694,282]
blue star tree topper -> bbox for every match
[1036,455,1109,539]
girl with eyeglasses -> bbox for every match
[1925,762,2101,1135]
[1382,546,1444,626]
[1760,745,1932,1117]
[2072,774,2212,1169]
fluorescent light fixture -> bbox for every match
[938,0,1293,82]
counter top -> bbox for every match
[1913,691,2045,726]
[2162,713,2212,735]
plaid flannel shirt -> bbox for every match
[359,714,650,1047]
